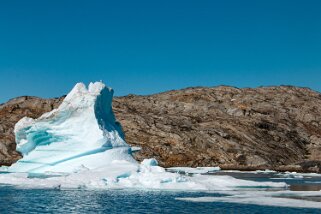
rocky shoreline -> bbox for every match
[1,85,321,173]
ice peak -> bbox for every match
[10,81,130,173]
[64,82,111,103]
[88,82,109,94]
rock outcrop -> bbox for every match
[1,86,321,172]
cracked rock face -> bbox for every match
[1,86,321,172]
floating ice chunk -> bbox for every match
[167,167,221,174]
[255,169,277,174]
[131,147,141,153]
[176,190,321,209]
[141,158,158,167]
[271,172,304,179]
[197,167,221,172]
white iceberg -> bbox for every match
[10,82,133,173]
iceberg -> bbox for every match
[9,82,134,173]
[0,82,287,193]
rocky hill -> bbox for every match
[1,86,321,172]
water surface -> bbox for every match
[1,171,321,213]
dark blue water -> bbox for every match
[1,172,321,213]
[0,186,320,214]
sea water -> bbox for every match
[0,187,320,214]
[0,172,320,214]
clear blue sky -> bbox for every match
[0,0,320,103]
